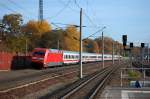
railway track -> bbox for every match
[0,62,112,92]
[0,65,77,91]
[0,63,110,97]
[0,62,115,98]
[42,64,120,99]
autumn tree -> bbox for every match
[132,47,140,57]
[24,20,51,37]
[23,20,51,49]
[62,25,80,51]
[95,37,114,54]
[83,38,99,53]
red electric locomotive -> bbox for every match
[32,48,63,68]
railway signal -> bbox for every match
[141,43,145,48]
[122,35,127,46]
[130,43,133,48]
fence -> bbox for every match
[0,52,31,70]
[121,68,150,87]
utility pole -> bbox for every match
[79,8,83,79]
[118,44,120,64]
[112,41,114,64]
[25,39,28,56]
[102,32,104,68]
[57,40,59,50]
[148,43,149,63]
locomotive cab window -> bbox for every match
[33,51,45,56]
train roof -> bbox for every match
[33,48,120,56]
[63,50,102,56]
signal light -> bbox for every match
[130,43,133,48]
[141,43,145,48]
[122,35,127,46]
[123,35,127,41]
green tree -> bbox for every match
[0,14,25,52]
[40,29,65,49]
[5,36,28,52]
[2,13,23,36]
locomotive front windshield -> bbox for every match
[32,51,45,56]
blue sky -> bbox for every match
[0,0,150,45]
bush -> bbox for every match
[128,70,141,79]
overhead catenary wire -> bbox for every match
[52,22,106,41]
[73,0,98,27]
[58,0,79,13]
[74,0,81,8]
[84,26,106,39]
[51,22,67,29]
[6,0,34,16]
[0,1,31,20]
[85,0,100,27]
[0,2,17,13]
[45,0,76,20]
[6,0,34,20]
[51,22,79,27]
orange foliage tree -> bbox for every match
[62,25,80,51]
[24,20,51,37]
[83,38,99,53]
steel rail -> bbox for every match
[89,65,119,99]
[61,66,113,99]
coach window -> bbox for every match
[64,55,66,59]
[72,55,74,59]
[76,55,78,59]
[70,55,72,59]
